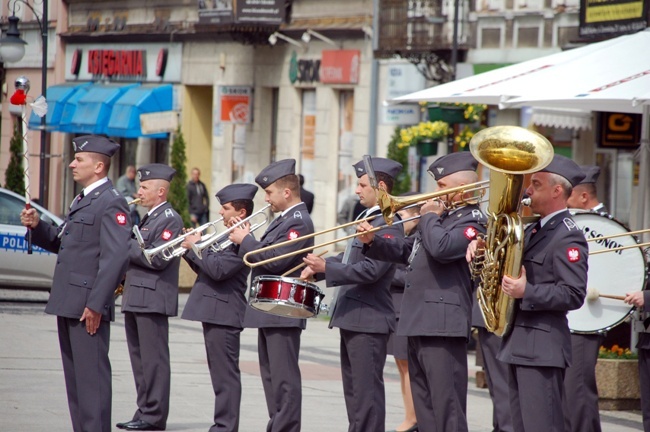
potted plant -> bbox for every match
[399,120,452,157]
[427,102,487,124]
[595,345,640,410]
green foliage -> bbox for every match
[168,127,192,227]
[4,120,26,196]
[386,126,411,195]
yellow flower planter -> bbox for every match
[595,358,640,410]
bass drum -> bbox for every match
[568,212,646,334]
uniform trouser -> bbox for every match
[639,348,650,432]
[478,328,514,432]
[57,316,112,432]
[339,329,389,432]
[258,327,302,432]
[563,333,602,432]
[408,336,468,432]
[124,312,170,429]
[508,363,565,432]
[203,323,242,432]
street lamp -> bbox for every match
[0,0,49,207]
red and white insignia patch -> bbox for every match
[288,230,300,240]
[116,213,127,225]
[464,227,477,240]
[382,234,394,239]
[567,248,580,262]
[162,230,172,241]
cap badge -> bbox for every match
[263,176,268,182]
[437,167,444,174]
[137,171,142,180]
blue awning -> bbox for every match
[58,84,93,133]
[105,84,173,138]
[67,83,139,135]
[28,84,91,131]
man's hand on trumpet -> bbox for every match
[501,267,527,299]
[180,230,202,250]
[228,216,251,245]
[624,291,645,308]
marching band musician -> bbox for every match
[180,183,259,432]
[563,165,606,432]
[20,135,131,432]
[468,155,589,432]
[357,152,486,432]
[300,157,404,432]
[624,283,650,432]
[117,164,183,432]
[228,159,314,432]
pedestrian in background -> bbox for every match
[117,165,140,225]
[298,174,314,213]
[20,135,131,432]
[187,167,209,227]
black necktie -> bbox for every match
[77,191,85,202]
[139,213,150,228]
[530,221,541,237]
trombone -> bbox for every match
[242,181,489,268]
[134,217,224,265]
[587,228,650,255]
[190,204,271,259]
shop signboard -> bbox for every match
[198,0,285,25]
[320,50,361,84]
[579,0,648,38]
[380,63,425,125]
[598,112,642,148]
[218,86,253,124]
[140,111,179,135]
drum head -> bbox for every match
[568,213,645,333]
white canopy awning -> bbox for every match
[530,107,592,130]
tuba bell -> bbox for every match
[469,126,554,337]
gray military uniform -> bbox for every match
[366,205,485,432]
[122,201,183,430]
[471,302,514,432]
[239,202,314,432]
[320,207,401,431]
[563,204,609,432]
[182,241,250,432]
[498,210,588,432]
[31,180,131,432]
[637,290,650,432]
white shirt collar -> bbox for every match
[147,201,168,216]
[540,208,567,227]
[81,177,109,196]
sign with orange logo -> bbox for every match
[599,112,641,148]
[218,86,252,124]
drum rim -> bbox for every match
[249,298,317,317]
[252,274,323,291]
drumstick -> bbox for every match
[281,250,328,277]
[586,287,626,301]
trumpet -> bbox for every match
[135,218,224,264]
[242,181,490,268]
[190,204,271,259]
[128,198,142,206]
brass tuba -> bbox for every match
[469,126,554,337]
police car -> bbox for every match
[0,187,63,289]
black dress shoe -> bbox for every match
[116,420,136,429]
[124,419,164,431]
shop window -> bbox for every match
[300,90,316,191]
[481,28,502,48]
[335,91,356,250]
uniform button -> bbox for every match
[60,246,64,250]
[439,296,444,301]
[530,304,535,310]
[65,231,69,235]
[406,284,410,288]
[83,280,87,285]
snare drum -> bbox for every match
[568,212,647,334]
[249,275,326,319]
